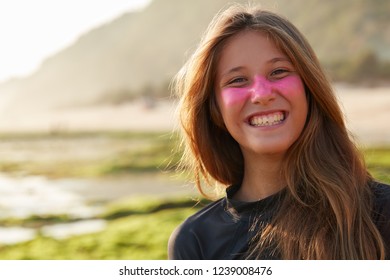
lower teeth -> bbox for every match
[252,121,281,127]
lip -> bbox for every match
[245,110,288,127]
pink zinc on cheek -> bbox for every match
[219,86,251,106]
[271,75,305,95]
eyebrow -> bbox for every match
[268,57,291,64]
[221,66,245,77]
[219,57,292,78]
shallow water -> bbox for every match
[0,174,101,219]
[0,173,191,218]
[0,173,193,244]
[0,227,36,245]
[41,219,107,240]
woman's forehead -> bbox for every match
[216,30,289,76]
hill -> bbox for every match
[0,0,389,115]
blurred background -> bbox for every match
[0,0,389,259]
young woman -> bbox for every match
[168,4,390,260]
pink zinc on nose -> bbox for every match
[250,75,272,97]
[252,75,304,96]
[219,76,271,106]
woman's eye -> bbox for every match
[228,77,247,85]
[271,69,289,77]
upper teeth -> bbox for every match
[249,112,285,127]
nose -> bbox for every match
[250,77,275,105]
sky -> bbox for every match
[0,0,151,83]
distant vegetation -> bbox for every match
[325,49,390,84]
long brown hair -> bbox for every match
[174,4,385,259]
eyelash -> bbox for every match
[270,68,289,77]
[228,77,247,85]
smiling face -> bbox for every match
[215,30,308,158]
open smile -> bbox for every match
[247,111,286,127]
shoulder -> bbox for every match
[371,181,390,221]
[371,181,390,211]
[168,198,226,260]
[370,181,390,257]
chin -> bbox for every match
[244,142,292,158]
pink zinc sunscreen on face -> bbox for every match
[220,75,304,107]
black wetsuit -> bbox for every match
[168,182,390,259]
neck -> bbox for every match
[235,153,286,202]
